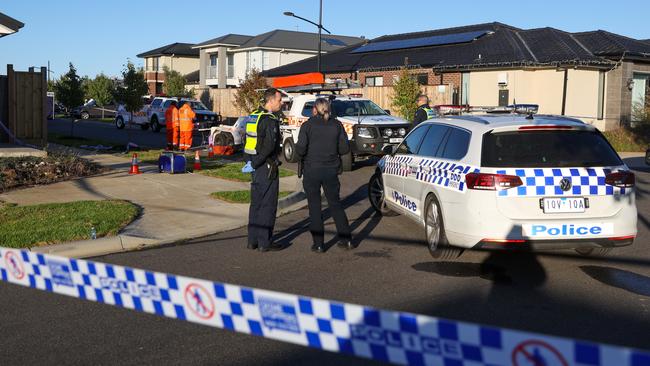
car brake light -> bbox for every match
[518,125,574,130]
[465,173,523,191]
[480,239,526,244]
[605,171,635,188]
[607,235,636,241]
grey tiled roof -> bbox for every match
[194,34,253,48]
[235,29,364,52]
[137,43,199,58]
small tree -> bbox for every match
[163,66,190,97]
[87,74,116,119]
[54,63,85,137]
[115,61,148,150]
[391,67,421,121]
[234,69,268,113]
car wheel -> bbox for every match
[341,151,354,171]
[115,116,125,129]
[575,247,612,257]
[283,138,298,163]
[424,195,462,260]
[224,133,235,146]
[80,111,90,120]
[151,117,161,132]
[215,133,227,146]
[368,172,397,216]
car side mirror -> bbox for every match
[384,109,391,115]
[382,145,396,155]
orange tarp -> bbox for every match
[272,72,324,88]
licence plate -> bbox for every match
[389,138,403,143]
[542,197,586,213]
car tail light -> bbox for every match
[605,171,635,188]
[465,173,523,191]
[480,238,526,244]
[607,235,636,241]
[518,125,574,130]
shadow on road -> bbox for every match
[581,265,650,297]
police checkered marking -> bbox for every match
[1,246,648,366]
[384,155,414,178]
[413,158,480,193]
[495,167,630,197]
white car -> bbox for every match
[280,93,411,171]
[368,114,637,259]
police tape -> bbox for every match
[1,246,648,366]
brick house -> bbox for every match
[265,22,650,130]
[137,43,199,96]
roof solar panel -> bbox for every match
[350,30,490,53]
[322,38,347,47]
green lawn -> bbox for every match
[603,125,650,152]
[0,200,139,248]
[200,161,295,182]
[210,190,293,204]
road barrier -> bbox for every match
[1,246,648,366]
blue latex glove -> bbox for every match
[241,161,254,173]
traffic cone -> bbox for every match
[128,153,141,175]
[208,143,214,158]
[193,150,202,171]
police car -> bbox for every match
[368,114,637,259]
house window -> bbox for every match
[416,73,428,85]
[209,54,218,79]
[227,54,234,78]
[151,57,160,72]
[262,51,270,71]
[631,73,650,122]
[365,76,383,86]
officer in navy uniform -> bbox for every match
[413,95,436,127]
[245,88,283,252]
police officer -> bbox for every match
[296,98,352,253]
[245,88,283,252]
[413,95,436,127]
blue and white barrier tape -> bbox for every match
[1,247,648,366]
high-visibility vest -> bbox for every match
[165,106,178,128]
[422,107,437,119]
[244,108,277,155]
[179,105,195,132]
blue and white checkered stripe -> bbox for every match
[1,247,648,366]
[384,155,414,177]
[495,168,630,197]
[413,158,480,193]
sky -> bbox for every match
[1,0,649,79]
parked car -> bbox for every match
[646,148,650,165]
[147,97,220,133]
[71,99,118,119]
[114,96,153,130]
[369,114,637,260]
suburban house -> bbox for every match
[264,22,650,131]
[137,43,200,96]
[192,30,364,89]
[0,12,23,37]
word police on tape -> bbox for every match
[1,247,648,366]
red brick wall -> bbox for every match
[356,68,460,88]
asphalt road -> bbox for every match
[1,156,650,365]
[48,118,170,149]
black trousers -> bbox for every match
[303,167,351,245]
[248,163,279,248]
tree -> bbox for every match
[234,69,268,113]
[391,67,421,121]
[80,75,91,101]
[87,74,116,119]
[115,61,148,150]
[163,66,190,97]
[54,63,85,137]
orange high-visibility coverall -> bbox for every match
[178,104,196,150]
[165,105,179,149]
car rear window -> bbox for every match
[482,130,622,168]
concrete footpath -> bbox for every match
[0,146,304,258]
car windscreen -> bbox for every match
[331,100,387,117]
[481,130,623,168]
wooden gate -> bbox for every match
[1,65,47,145]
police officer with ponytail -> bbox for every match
[296,98,353,253]
[245,88,283,252]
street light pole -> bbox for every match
[283,1,331,75]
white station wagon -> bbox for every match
[368,114,637,259]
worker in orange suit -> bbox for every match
[178,102,196,151]
[164,100,179,150]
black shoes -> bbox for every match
[247,243,258,250]
[337,238,354,250]
[311,243,325,253]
